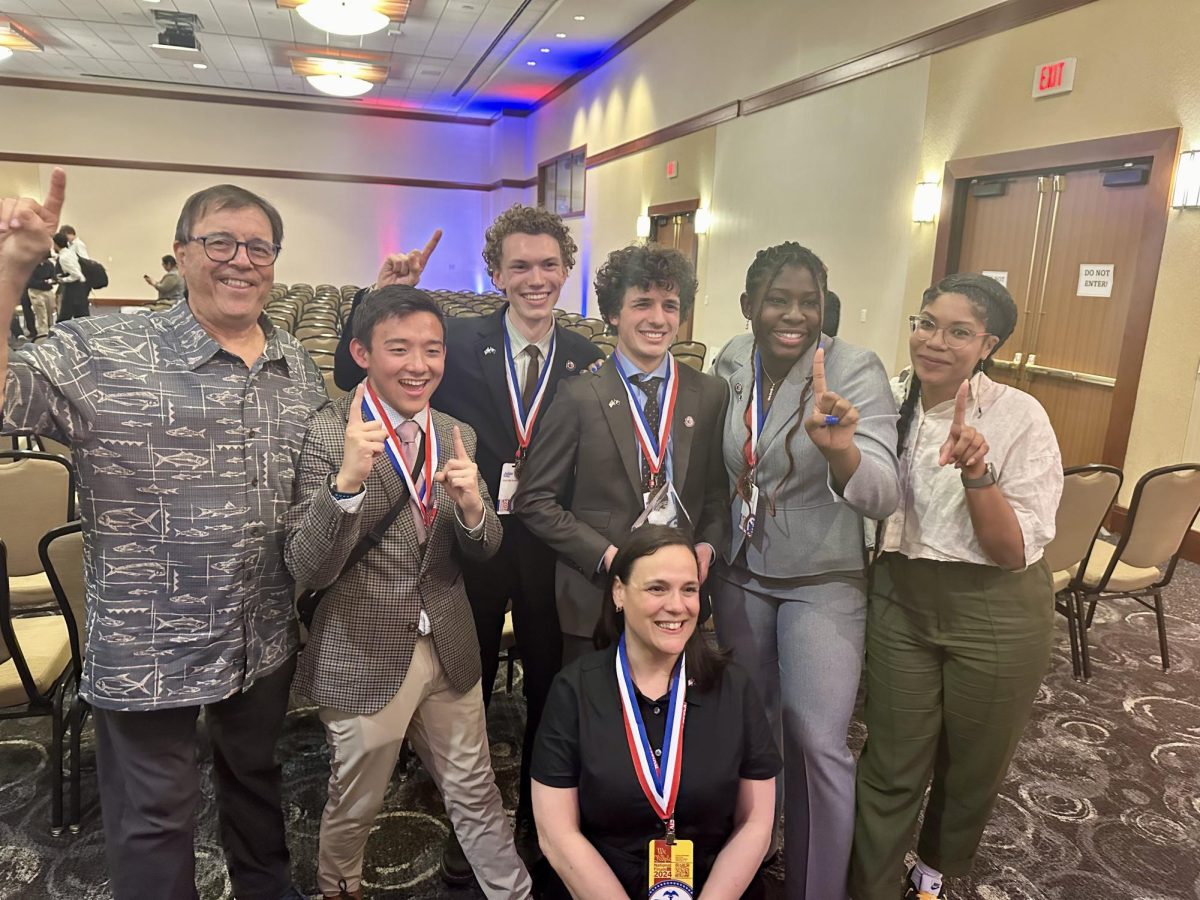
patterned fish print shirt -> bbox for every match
[1,301,327,710]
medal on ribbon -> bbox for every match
[361,383,439,527]
[502,329,556,478]
[614,352,679,495]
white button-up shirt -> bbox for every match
[881,371,1062,568]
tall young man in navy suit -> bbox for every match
[334,206,602,874]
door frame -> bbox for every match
[931,127,1180,468]
[649,198,701,342]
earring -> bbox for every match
[614,604,624,613]
[744,318,750,331]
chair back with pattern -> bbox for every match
[39,523,86,673]
[1102,464,1200,585]
[1043,465,1122,579]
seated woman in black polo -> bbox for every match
[532,525,780,899]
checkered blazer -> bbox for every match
[285,394,502,714]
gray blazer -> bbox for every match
[711,333,900,579]
[284,394,502,715]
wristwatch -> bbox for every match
[961,462,997,489]
[328,473,365,500]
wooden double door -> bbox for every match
[649,203,699,343]
[952,160,1162,467]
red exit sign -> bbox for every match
[1032,57,1076,98]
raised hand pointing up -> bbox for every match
[435,424,485,528]
[938,379,989,476]
[0,167,66,288]
[804,346,860,453]
[376,229,443,289]
[336,382,387,495]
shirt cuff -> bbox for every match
[455,507,486,539]
[333,488,366,513]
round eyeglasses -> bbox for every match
[188,234,281,266]
[908,315,992,350]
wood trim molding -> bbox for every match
[740,0,1099,116]
[1109,506,1200,565]
[586,102,740,169]
[931,127,1180,470]
[0,76,495,126]
[647,198,699,217]
[529,0,701,114]
[0,152,508,193]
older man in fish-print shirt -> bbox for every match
[0,173,325,900]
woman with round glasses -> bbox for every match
[849,273,1062,900]
[709,242,900,899]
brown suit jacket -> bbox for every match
[285,394,502,715]
[513,357,730,638]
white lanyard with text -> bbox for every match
[614,352,679,493]
[361,384,438,528]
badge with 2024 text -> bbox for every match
[648,839,694,897]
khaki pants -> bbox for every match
[317,636,531,898]
[849,554,1053,899]
[28,288,55,335]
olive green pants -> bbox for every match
[849,554,1053,900]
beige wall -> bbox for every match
[909,0,1200,505]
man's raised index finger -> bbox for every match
[43,168,67,219]
[419,229,443,265]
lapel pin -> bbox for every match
[734,383,743,396]
[566,360,576,372]
[608,398,621,408]
[684,415,695,428]
[483,346,497,355]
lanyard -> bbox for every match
[361,383,438,527]
[502,328,556,461]
[614,352,679,484]
[616,634,687,840]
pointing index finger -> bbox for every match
[42,167,66,220]
[811,346,828,398]
[952,379,969,428]
[348,382,366,424]
[419,229,443,265]
[452,425,468,460]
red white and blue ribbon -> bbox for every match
[361,382,438,527]
[614,351,679,486]
[502,327,556,459]
[615,633,687,826]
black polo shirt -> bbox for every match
[533,644,781,897]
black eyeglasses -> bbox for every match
[188,233,281,266]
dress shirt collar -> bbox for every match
[163,299,287,373]
[612,347,670,382]
[368,390,429,434]
[504,307,555,361]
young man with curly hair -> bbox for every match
[514,243,730,664]
[333,205,602,880]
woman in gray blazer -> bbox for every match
[710,242,900,900]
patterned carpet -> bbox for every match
[1,560,1198,899]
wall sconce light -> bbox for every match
[912,181,940,223]
[636,214,651,238]
[1172,150,1200,208]
[693,207,710,234]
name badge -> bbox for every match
[635,481,690,530]
[738,481,760,538]
[648,838,694,897]
[496,462,518,515]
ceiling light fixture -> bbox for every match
[192,62,207,69]
[297,0,389,36]
[526,60,536,66]
[573,15,585,21]
[540,47,549,53]
[555,32,566,38]
[306,72,373,96]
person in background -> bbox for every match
[27,251,56,335]
[52,231,90,321]
[61,224,88,259]
[533,524,780,899]
[285,286,530,900]
[514,243,730,666]
[849,273,1061,900]
[0,173,326,900]
[709,242,900,899]
[145,254,186,302]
